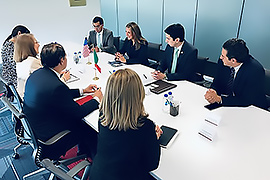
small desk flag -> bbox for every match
[82,37,90,58]
[93,49,101,73]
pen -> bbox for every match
[198,132,212,141]
[60,68,71,78]
[143,74,147,79]
[205,119,218,126]
[109,70,112,74]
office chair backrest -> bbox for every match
[204,60,218,78]
[1,96,37,153]
[1,97,90,179]
[265,69,270,110]
[113,36,120,51]
[265,69,270,96]
[147,42,164,61]
[0,74,13,99]
[8,83,23,110]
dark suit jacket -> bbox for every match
[23,67,99,142]
[119,38,149,66]
[89,117,160,180]
[211,56,268,110]
[87,28,116,54]
[157,40,198,81]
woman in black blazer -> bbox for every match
[90,68,162,180]
[115,22,149,66]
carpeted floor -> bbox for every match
[0,101,50,180]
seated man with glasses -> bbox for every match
[87,16,116,54]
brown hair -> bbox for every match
[126,22,147,50]
[14,34,37,62]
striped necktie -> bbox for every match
[171,48,179,73]
[226,67,235,94]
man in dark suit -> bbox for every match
[23,42,103,159]
[152,23,198,81]
[88,16,116,54]
[205,38,268,110]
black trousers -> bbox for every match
[41,120,98,160]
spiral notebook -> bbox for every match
[145,80,177,94]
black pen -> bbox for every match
[60,68,71,78]
[143,74,147,79]
[205,119,218,126]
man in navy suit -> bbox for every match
[23,42,103,159]
[205,38,268,110]
[152,23,198,81]
[88,16,116,54]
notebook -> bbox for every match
[76,95,93,105]
[145,80,177,94]
[159,125,178,148]
[66,74,80,83]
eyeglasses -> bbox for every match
[93,24,102,28]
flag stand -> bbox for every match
[93,68,99,80]
[86,56,92,65]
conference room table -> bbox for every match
[66,52,270,180]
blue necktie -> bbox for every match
[97,33,101,48]
[171,48,179,73]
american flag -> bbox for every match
[82,37,90,58]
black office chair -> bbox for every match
[113,36,120,52]
[8,83,29,159]
[1,96,92,180]
[0,74,14,113]
[0,75,28,159]
[147,42,164,69]
[201,59,218,88]
[193,56,209,86]
[264,69,270,111]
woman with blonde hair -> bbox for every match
[115,22,149,66]
[14,33,42,97]
[14,34,70,97]
[90,68,161,180]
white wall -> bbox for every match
[0,0,101,62]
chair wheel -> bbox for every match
[12,153,20,159]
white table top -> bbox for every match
[66,52,270,180]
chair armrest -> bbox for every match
[38,130,71,145]
[41,159,74,180]
[59,154,88,166]
[66,160,91,177]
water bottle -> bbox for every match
[78,51,82,62]
[168,91,174,106]
[162,94,169,113]
[73,52,79,64]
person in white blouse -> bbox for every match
[14,34,42,97]
[14,34,70,97]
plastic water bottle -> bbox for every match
[162,94,169,113]
[168,91,174,106]
[78,51,82,61]
[73,52,79,64]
